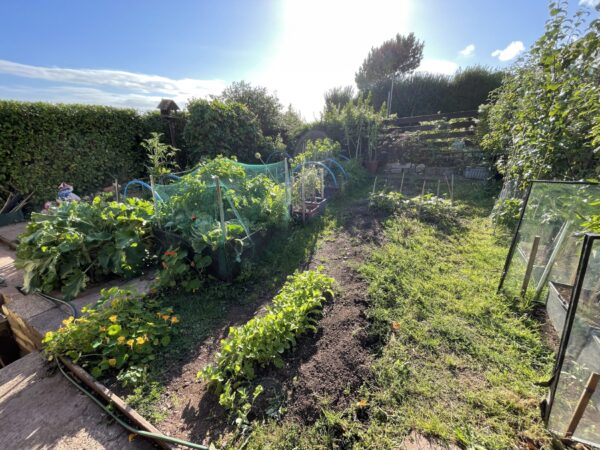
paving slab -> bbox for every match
[0,351,154,450]
[0,222,27,249]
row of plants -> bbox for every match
[42,287,179,384]
[198,270,335,417]
[369,190,461,232]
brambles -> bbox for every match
[198,270,335,414]
[42,287,178,382]
[490,198,523,230]
[16,196,155,300]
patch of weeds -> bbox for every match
[125,381,167,423]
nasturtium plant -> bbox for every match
[153,247,211,293]
[42,287,178,381]
[198,270,335,412]
[16,196,155,300]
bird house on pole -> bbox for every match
[157,99,179,118]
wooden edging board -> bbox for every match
[58,356,173,450]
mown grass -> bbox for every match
[247,180,556,449]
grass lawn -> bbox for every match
[246,178,556,449]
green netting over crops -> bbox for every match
[154,157,290,255]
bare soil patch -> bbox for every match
[156,198,382,444]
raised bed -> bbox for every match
[293,197,327,221]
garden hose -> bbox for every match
[16,286,78,318]
[56,359,210,450]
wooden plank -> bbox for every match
[387,110,478,126]
[565,372,600,437]
[391,119,475,133]
[59,357,174,450]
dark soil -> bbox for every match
[156,198,383,445]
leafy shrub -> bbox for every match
[491,198,523,230]
[0,101,148,205]
[198,270,335,411]
[142,132,179,179]
[369,191,405,214]
[42,287,178,381]
[293,138,341,165]
[480,2,600,184]
[184,99,263,164]
[16,196,155,299]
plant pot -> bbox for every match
[364,160,379,175]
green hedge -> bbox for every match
[0,101,147,204]
[183,98,263,163]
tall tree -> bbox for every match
[323,86,355,113]
[355,33,424,91]
[219,81,283,138]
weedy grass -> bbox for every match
[247,179,555,449]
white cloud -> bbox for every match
[0,59,226,109]
[491,41,525,61]
[579,0,600,7]
[459,44,475,57]
[251,0,411,120]
[416,59,459,75]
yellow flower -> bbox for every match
[43,331,55,342]
[117,336,126,345]
[170,316,179,324]
[109,315,118,323]
[136,336,145,345]
[62,316,74,326]
[356,399,368,408]
[108,358,117,367]
[127,338,135,348]
[161,314,170,321]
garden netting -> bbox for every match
[153,158,291,256]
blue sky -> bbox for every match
[0,0,596,119]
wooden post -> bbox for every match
[113,178,119,202]
[520,236,540,297]
[301,168,306,224]
[418,180,426,217]
[400,171,405,195]
[372,176,378,195]
[451,173,454,204]
[436,179,441,197]
[565,372,600,438]
[214,176,227,243]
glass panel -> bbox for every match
[548,236,600,443]
[501,183,600,304]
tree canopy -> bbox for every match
[355,33,424,91]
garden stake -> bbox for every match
[214,176,227,243]
[451,174,454,204]
[114,178,119,202]
[400,171,405,195]
[565,372,600,438]
[150,175,159,226]
[284,157,291,206]
[372,176,378,195]
[520,235,540,298]
[301,168,306,224]
[436,179,441,197]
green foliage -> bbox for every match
[280,104,306,146]
[142,132,179,178]
[198,270,335,412]
[490,198,523,230]
[368,66,504,117]
[292,166,324,207]
[16,196,155,299]
[320,95,385,160]
[324,86,355,113]
[355,33,424,90]
[42,287,178,381]
[0,101,147,204]
[184,98,263,164]
[219,81,284,139]
[370,191,461,232]
[480,1,600,184]
[153,247,211,293]
[293,138,342,165]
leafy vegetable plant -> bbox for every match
[198,270,335,412]
[42,287,178,381]
[153,247,211,293]
[16,196,155,299]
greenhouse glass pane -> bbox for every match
[548,236,600,444]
